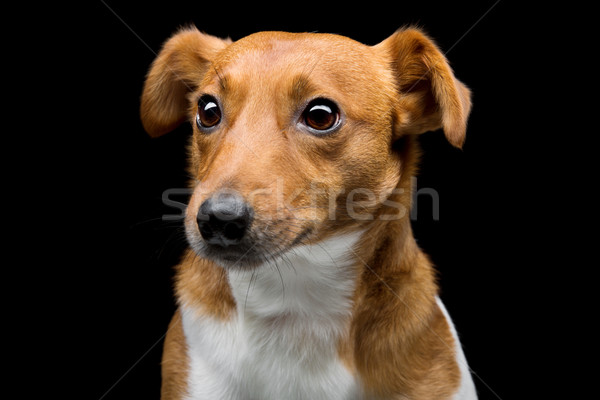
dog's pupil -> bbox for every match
[310,106,331,125]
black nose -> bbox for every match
[197,192,253,247]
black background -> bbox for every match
[54,1,565,399]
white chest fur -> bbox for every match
[181,232,364,400]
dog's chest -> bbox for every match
[181,233,363,400]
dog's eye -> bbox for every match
[302,99,340,133]
[196,95,222,129]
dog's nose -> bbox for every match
[197,192,253,247]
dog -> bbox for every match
[141,26,476,400]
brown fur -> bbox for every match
[141,26,471,399]
[160,310,189,400]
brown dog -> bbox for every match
[141,26,476,400]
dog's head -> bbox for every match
[141,27,471,268]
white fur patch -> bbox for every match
[182,231,364,400]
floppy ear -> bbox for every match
[377,28,472,148]
[140,27,231,137]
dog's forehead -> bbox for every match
[221,31,366,65]
[211,31,383,88]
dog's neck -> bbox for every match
[227,230,364,329]
[225,209,428,327]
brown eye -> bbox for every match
[196,95,221,129]
[302,99,340,133]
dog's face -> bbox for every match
[141,29,470,268]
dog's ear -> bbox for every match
[140,27,231,137]
[377,28,472,148]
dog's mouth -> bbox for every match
[188,225,315,269]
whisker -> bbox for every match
[244,270,258,314]
[274,263,285,302]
